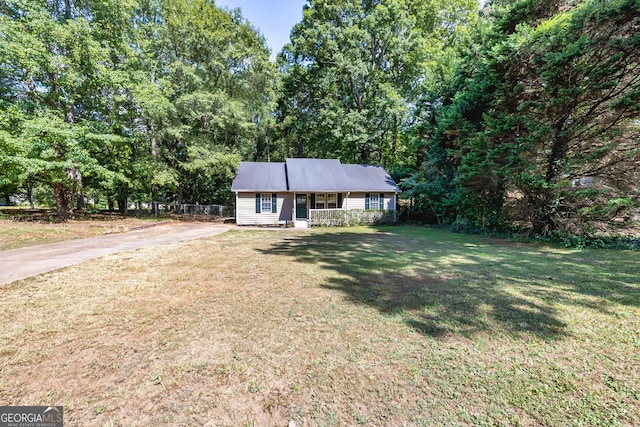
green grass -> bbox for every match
[0,225,638,425]
[277,226,638,336]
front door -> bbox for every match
[296,194,307,219]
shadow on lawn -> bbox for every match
[258,227,640,339]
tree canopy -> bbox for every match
[276,0,478,167]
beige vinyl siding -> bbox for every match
[236,192,294,225]
[345,192,366,210]
[345,192,395,211]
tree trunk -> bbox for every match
[76,193,84,211]
[66,167,83,211]
[530,130,569,235]
[118,198,128,216]
[545,132,569,185]
[53,183,74,220]
[150,183,158,216]
[151,134,157,157]
[27,186,34,209]
[296,137,305,158]
[530,192,556,236]
[392,116,398,155]
[177,182,184,205]
[64,0,71,20]
[359,144,370,164]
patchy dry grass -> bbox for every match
[0,218,164,250]
[0,226,638,425]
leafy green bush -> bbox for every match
[310,210,397,227]
[555,235,640,250]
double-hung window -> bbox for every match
[315,193,326,209]
[366,193,384,210]
[261,193,272,213]
[369,193,380,210]
[327,193,338,209]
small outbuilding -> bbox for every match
[231,158,401,227]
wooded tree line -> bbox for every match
[1,0,638,236]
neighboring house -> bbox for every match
[231,158,401,227]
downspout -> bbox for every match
[235,191,238,224]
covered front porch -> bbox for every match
[293,192,348,228]
[293,192,397,227]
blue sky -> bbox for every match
[216,0,308,58]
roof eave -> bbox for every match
[233,189,290,192]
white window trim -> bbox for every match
[261,193,272,213]
[327,193,338,209]
[370,193,380,210]
[315,193,326,209]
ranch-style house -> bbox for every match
[231,158,401,227]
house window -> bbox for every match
[315,193,325,209]
[327,193,338,209]
[261,193,272,213]
[368,193,384,210]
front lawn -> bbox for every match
[0,226,638,425]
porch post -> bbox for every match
[394,192,398,222]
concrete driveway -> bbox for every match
[0,222,231,285]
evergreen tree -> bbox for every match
[410,0,640,235]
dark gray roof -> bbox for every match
[230,162,288,191]
[231,159,400,193]
[341,164,401,192]
[286,158,353,192]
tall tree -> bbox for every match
[1,0,278,214]
[133,0,278,205]
[510,0,640,234]
[278,0,478,166]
